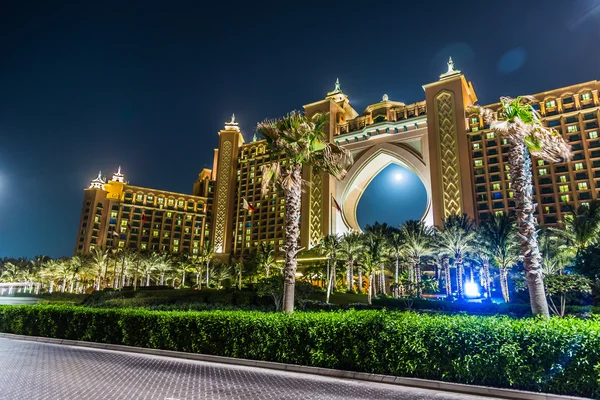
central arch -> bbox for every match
[336,142,433,233]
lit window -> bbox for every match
[89,245,95,251]
[502,138,508,145]
[492,183,501,191]
[539,168,548,176]
[178,200,184,207]
[173,239,179,245]
[473,143,480,150]
[474,160,483,167]
[157,198,164,204]
[110,211,118,218]
[153,231,159,237]
[506,173,511,180]
[471,127,479,132]
[186,215,192,220]
[94,216,100,223]
[578,182,588,190]
[486,132,495,139]
[120,227,127,233]
[544,207,550,214]
[147,196,154,203]
[589,131,598,139]
[471,117,479,124]
[537,160,545,166]
[136,194,143,201]
[193,248,198,254]
[581,93,591,101]
[581,202,590,207]
[546,100,556,108]
[167,199,174,206]
[118,241,125,248]
[575,163,584,171]
[167,212,172,217]
[121,220,128,226]
[193,241,199,247]
[561,194,570,202]
[559,175,567,183]
[495,211,503,216]
[141,243,147,250]
[567,125,579,133]
[173,246,178,252]
[559,185,569,193]
[508,191,514,198]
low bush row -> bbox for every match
[0,305,598,397]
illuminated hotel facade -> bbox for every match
[76,59,600,260]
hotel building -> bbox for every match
[75,59,600,260]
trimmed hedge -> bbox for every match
[0,305,599,397]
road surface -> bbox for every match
[0,338,500,400]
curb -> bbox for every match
[0,333,587,400]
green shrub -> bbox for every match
[0,305,599,397]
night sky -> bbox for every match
[1,1,599,258]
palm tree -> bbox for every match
[176,254,194,288]
[434,215,475,300]
[141,253,159,286]
[200,241,215,287]
[550,201,600,258]
[364,223,392,295]
[213,263,233,289]
[474,97,571,317]
[154,254,172,286]
[257,111,353,313]
[90,247,108,290]
[256,243,277,279]
[479,213,520,302]
[360,231,386,304]
[318,234,341,302]
[401,220,434,298]
[387,228,404,287]
[190,255,203,289]
[338,232,363,293]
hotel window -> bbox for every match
[163,232,169,238]
[94,216,100,223]
[173,246,178,252]
[89,245,95,251]
[167,199,174,206]
[567,125,579,133]
[539,168,548,176]
[486,132,495,139]
[582,202,590,207]
[578,182,588,190]
[118,241,125,248]
[508,191,514,198]
[575,163,584,170]
[559,175,567,182]
[471,127,479,132]
[495,211,504,216]
[178,200,184,207]
[186,215,192,220]
[121,220,128,226]
[506,173,511,180]
[136,194,143,201]
[474,160,483,167]
[167,212,172,217]
[173,239,179,245]
[120,226,127,233]
[471,117,479,124]
[561,194,570,202]
[147,196,154,203]
[158,197,164,204]
[192,248,198,254]
[492,183,501,191]
[559,185,569,193]
[545,100,556,108]
[544,206,550,214]
[589,131,598,139]
[581,93,592,101]
[193,241,199,248]
[153,231,159,237]
[141,243,147,250]
[502,138,508,145]
[537,160,545,166]
[472,143,480,150]
[110,211,118,218]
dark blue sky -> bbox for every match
[1,1,599,258]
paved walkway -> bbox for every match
[0,338,499,400]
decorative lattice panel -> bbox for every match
[309,171,323,249]
[435,92,462,218]
[214,141,232,252]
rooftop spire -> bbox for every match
[89,170,106,190]
[327,78,343,96]
[225,113,240,131]
[440,56,461,80]
[112,166,125,183]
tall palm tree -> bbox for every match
[141,253,159,286]
[90,247,108,290]
[434,215,475,300]
[364,223,392,295]
[360,231,386,304]
[176,254,194,288]
[154,254,173,286]
[387,228,404,286]
[338,232,363,293]
[474,97,571,317]
[200,241,215,287]
[401,220,434,298]
[318,234,341,302]
[479,213,520,302]
[190,255,203,289]
[550,201,600,258]
[257,111,353,313]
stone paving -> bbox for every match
[0,338,498,400]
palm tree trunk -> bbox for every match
[367,272,373,305]
[395,255,399,284]
[443,257,451,299]
[415,262,421,298]
[182,271,186,287]
[282,166,302,313]
[206,261,210,286]
[507,139,549,318]
[196,272,201,289]
[500,268,510,302]
[483,258,492,300]
[357,268,362,294]
[456,258,464,300]
[160,273,164,286]
[326,264,335,303]
[346,261,353,292]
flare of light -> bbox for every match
[464,281,480,298]
[394,173,402,181]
